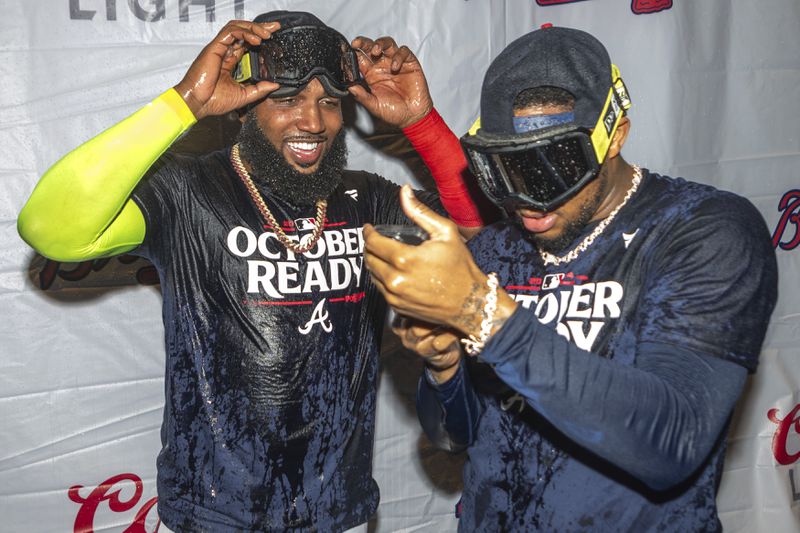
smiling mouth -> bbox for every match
[285,139,325,167]
[288,141,321,151]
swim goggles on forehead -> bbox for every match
[233,25,362,98]
[461,69,632,213]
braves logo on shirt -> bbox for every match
[298,299,334,334]
[227,218,368,334]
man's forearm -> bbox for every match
[416,361,483,452]
[17,89,196,261]
[402,109,489,235]
[479,306,747,491]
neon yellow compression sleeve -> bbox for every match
[17,88,197,262]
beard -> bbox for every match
[526,201,598,254]
[520,171,608,254]
[235,110,347,208]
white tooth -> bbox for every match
[289,142,319,151]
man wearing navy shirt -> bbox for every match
[364,25,778,531]
[18,11,483,532]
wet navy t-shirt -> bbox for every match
[132,149,428,532]
[454,171,778,531]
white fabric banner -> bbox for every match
[2,1,798,531]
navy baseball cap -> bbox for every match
[480,26,615,135]
[242,11,361,97]
[253,10,327,28]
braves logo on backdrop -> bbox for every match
[506,271,622,351]
[69,473,160,533]
[772,189,800,250]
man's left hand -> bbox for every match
[348,36,433,129]
[392,317,462,383]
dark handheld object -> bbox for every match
[233,25,363,98]
[374,224,430,246]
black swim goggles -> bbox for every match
[461,70,631,213]
[233,25,363,98]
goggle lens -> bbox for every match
[464,130,599,211]
[541,137,592,186]
[235,26,361,96]
[260,26,358,87]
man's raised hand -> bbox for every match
[174,20,281,119]
[348,36,433,128]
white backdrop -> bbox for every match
[2,1,799,531]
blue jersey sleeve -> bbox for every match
[478,303,748,491]
[636,192,777,372]
[416,361,482,452]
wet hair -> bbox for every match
[513,86,576,111]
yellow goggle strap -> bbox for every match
[233,52,254,83]
[590,64,632,164]
[466,63,632,163]
[467,116,481,136]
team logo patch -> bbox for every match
[542,273,565,290]
[294,218,318,232]
[299,299,333,334]
[622,229,640,248]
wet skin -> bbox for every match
[249,78,343,174]
[513,103,631,251]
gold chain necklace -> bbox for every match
[230,143,327,254]
[539,165,642,266]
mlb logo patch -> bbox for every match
[542,273,565,290]
[294,218,317,232]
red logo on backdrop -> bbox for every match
[631,0,673,14]
[35,255,159,290]
[772,189,800,250]
[535,0,589,5]
[768,404,800,465]
[68,473,160,533]
[534,0,673,14]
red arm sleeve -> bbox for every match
[402,109,486,228]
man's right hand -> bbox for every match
[173,20,281,119]
[392,317,462,383]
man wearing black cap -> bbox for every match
[17,11,484,533]
[363,25,778,531]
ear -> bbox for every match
[607,117,630,159]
